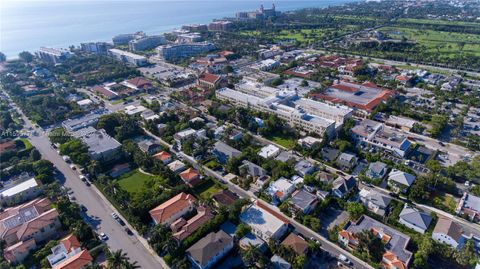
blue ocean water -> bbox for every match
[0,0,352,58]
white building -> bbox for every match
[240,201,289,241]
[258,145,281,159]
[0,177,42,206]
[129,35,167,51]
[216,87,343,137]
[267,177,296,202]
[36,47,72,64]
[108,49,147,66]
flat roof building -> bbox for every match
[72,127,122,162]
[36,47,72,64]
[240,201,289,241]
[157,42,216,61]
[312,80,395,114]
[108,48,147,66]
[129,35,167,51]
[0,177,42,207]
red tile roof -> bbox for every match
[127,77,152,89]
[53,249,93,269]
[149,192,196,224]
[281,233,308,255]
[0,140,16,153]
[91,85,117,99]
[153,151,171,162]
[173,206,214,241]
[255,200,290,224]
[199,73,221,84]
[60,234,81,252]
[179,168,201,186]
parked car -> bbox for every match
[80,205,88,212]
[98,233,108,241]
[70,164,76,170]
[125,228,133,235]
[338,254,352,265]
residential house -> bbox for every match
[212,189,238,207]
[258,145,281,159]
[321,147,340,163]
[179,168,202,187]
[271,255,291,269]
[432,217,463,249]
[298,136,322,149]
[281,233,309,255]
[153,151,173,164]
[212,141,242,164]
[186,230,233,269]
[0,140,16,154]
[275,151,298,163]
[359,187,391,217]
[0,177,42,207]
[167,160,187,173]
[290,189,318,214]
[240,201,289,241]
[149,192,196,226]
[399,205,432,234]
[239,233,267,252]
[108,163,131,178]
[339,215,412,269]
[294,160,316,177]
[47,234,93,269]
[239,160,268,178]
[336,152,358,170]
[171,206,214,241]
[332,176,356,198]
[388,170,416,193]
[366,162,388,180]
[137,140,161,155]
[4,238,36,264]
[267,177,296,203]
[174,128,197,146]
[456,193,480,222]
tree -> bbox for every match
[235,223,251,238]
[29,149,41,161]
[413,236,433,269]
[0,52,6,62]
[455,240,477,267]
[357,230,385,263]
[18,51,34,63]
[346,202,365,221]
[107,249,130,269]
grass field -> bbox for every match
[193,178,223,200]
[378,26,480,57]
[240,27,354,43]
[396,18,480,28]
[117,169,157,194]
[265,133,297,149]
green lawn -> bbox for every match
[378,26,480,57]
[110,93,147,105]
[19,138,32,150]
[240,28,351,43]
[265,133,297,149]
[193,178,223,200]
[396,18,480,28]
[117,169,157,194]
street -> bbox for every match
[6,93,167,269]
[143,128,373,269]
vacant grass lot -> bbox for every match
[117,169,157,194]
[193,178,223,200]
[265,133,297,149]
[379,26,480,57]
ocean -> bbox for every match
[0,0,352,59]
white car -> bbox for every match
[98,232,108,241]
[70,164,76,170]
[338,254,352,265]
[465,181,470,187]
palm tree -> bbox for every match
[122,261,140,269]
[107,249,130,269]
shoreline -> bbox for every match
[2,0,354,59]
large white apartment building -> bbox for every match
[216,81,353,137]
[129,35,167,51]
[108,49,147,66]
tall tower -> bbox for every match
[260,4,264,13]
[272,3,275,11]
